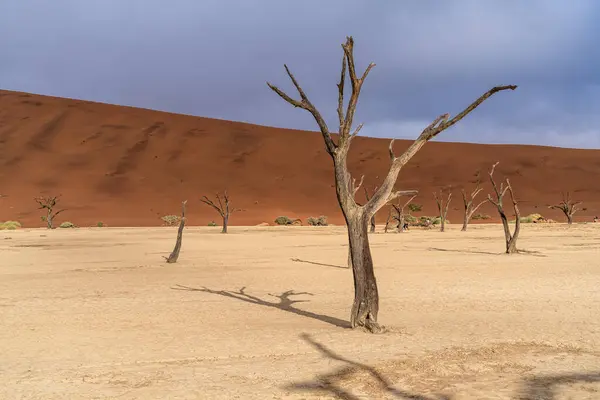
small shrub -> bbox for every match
[431,216,450,225]
[161,215,181,226]
[307,215,328,226]
[0,221,21,230]
[472,214,491,220]
[519,213,545,223]
[404,215,418,224]
[59,221,75,228]
[208,221,217,227]
[408,203,422,212]
[40,215,47,222]
[274,216,293,225]
[97,222,104,227]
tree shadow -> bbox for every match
[285,333,450,400]
[428,247,547,257]
[291,257,348,269]
[518,372,600,399]
[171,285,350,328]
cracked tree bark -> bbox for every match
[268,36,516,332]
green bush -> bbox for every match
[274,216,293,225]
[97,222,104,227]
[161,215,180,226]
[472,214,491,220]
[0,221,21,230]
[408,203,422,212]
[307,215,328,226]
[59,221,76,228]
[404,215,418,224]
[208,221,217,227]
[519,213,545,223]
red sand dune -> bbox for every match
[1,89,599,228]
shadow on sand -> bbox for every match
[291,257,348,269]
[286,334,600,400]
[428,247,547,257]
[171,284,350,328]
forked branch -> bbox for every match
[487,162,521,254]
[34,195,66,229]
[433,190,453,232]
[461,172,487,231]
[200,191,241,234]
[549,192,581,225]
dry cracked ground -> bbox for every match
[1,224,599,399]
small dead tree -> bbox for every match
[487,162,520,254]
[363,186,378,233]
[268,35,516,332]
[433,190,452,232]
[200,191,240,233]
[549,192,581,225]
[461,174,487,231]
[34,195,65,229]
[164,200,187,263]
[390,193,418,232]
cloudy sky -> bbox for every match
[2,0,599,148]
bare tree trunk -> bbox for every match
[549,192,581,226]
[47,210,54,229]
[34,195,65,230]
[222,214,229,233]
[164,200,187,263]
[346,210,381,332]
[363,186,377,233]
[201,191,241,234]
[434,191,452,232]
[461,212,469,232]
[384,207,392,233]
[268,36,516,332]
[487,162,521,254]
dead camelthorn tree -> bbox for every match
[487,162,521,254]
[164,200,187,264]
[549,192,581,225]
[433,190,452,232]
[389,192,418,232]
[461,174,487,231]
[34,195,65,229]
[268,35,516,332]
[200,191,241,234]
[363,185,378,233]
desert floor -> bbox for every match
[1,223,600,399]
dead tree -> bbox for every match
[164,200,187,263]
[487,162,520,254]
[549,192,581,225]
[200,191,240,234]
[34,195,65,229]
[363,186,377,233]
[390,193,418,232]
[268,35,516,332]
[461,175,487,231]
[433,190,452,232]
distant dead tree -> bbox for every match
[549,192,581,225]
[433,189,452,232]
[461,174,487,231]
[34,195,65,229]
[200,191,241,234]
[387,192,418,233]
[487,162,520,254]
[268,35,516,332]
[363,185,378,233]
[164,200,187,263]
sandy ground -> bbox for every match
[1,223,600,399]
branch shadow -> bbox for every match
[518,372,600,399]
[428,247,547,257]
[171,285,350,329]
[285,333,449,400]
[291,257,348,269]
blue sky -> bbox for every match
[2,0,600,148]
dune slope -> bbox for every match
[1,89,599,227]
